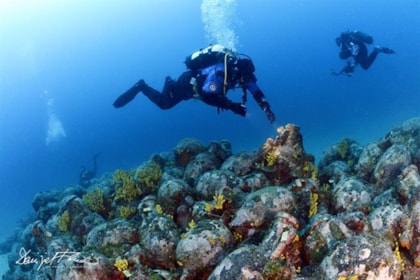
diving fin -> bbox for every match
[381,47,395,54]
[113,79,146,108]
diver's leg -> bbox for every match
[141,77,180,109]
[357,44,378,70]
[118,72,194,110]
[150,72,195,107]
[361,52,379,70]
[174,71,195,101]
[114,77,185,109]
[358,44,394,70]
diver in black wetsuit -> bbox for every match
[113,45,275,123]
[332,30,395,77]
[79,153,100,187]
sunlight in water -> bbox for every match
[45,98,66,145]
[201,0,239,50]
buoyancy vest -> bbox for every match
[200,63,225,94]
[184,44,236,71]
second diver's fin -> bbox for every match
[113,80,146,108]
[381,47,395,54]
[374,46,396,55]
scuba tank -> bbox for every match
[184,44,236,71]
[351,31,373,44]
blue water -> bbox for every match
[0,0,419,239]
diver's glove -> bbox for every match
[261,102,275,123]
[230,102,247,116]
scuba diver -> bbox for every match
[332,30,395,77]
[113,44,276,123]
[79,153,100,187]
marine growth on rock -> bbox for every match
[4,119,420,279]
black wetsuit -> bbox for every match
[334,31,395,77]
[113,52,275,123]
[338,31,378,70]
[141,62,273,119]
[141,71,195,110]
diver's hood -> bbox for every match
[236,58,255,75]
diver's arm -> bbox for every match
[332,60,356,77]
[200,93,246,116]
[247,82,275,123]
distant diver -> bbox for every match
[332,30,395,77]
[113,44,275,123]
[79,153,100,187]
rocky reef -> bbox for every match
[3,118,420,279]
